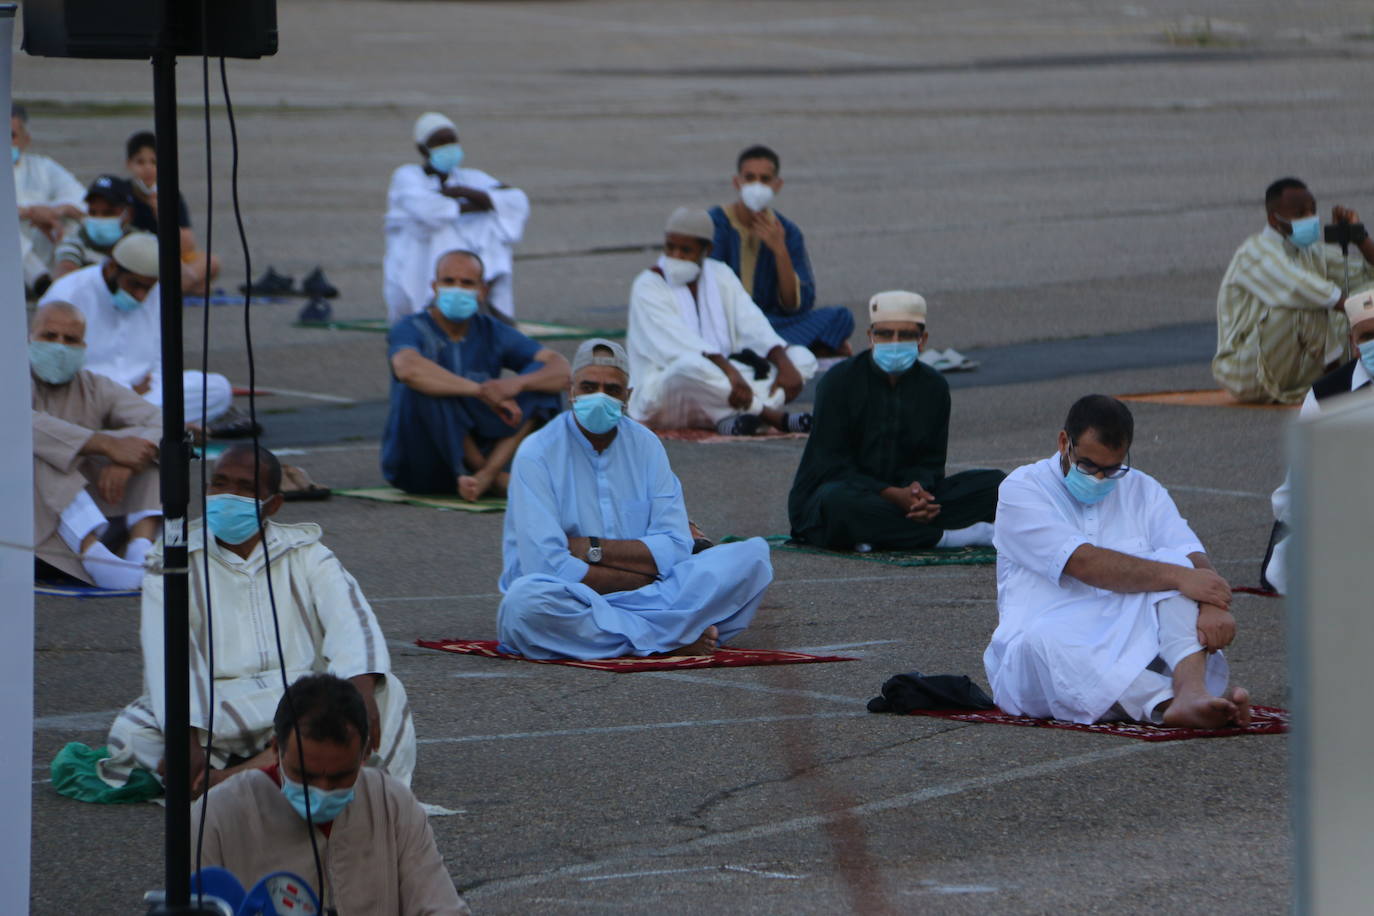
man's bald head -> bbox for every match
[30,301,86,346]
[434,249,484,280]
[214,443,282,499]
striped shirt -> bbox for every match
[1213,225,1374,403]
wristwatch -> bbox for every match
[586,537,603,564]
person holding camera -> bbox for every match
[1213,176,1374,404]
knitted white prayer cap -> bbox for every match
[111,232,160,279]
[664,206,714,242]
[572,338,630,378]
[413,111,457,146]
[868,290,928,325]
[1343,290,1374,332]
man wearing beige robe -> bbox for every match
[31,301,161,589]
[193,674,468,915]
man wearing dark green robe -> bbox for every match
[788,291,1004,550]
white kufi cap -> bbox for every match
[1343,290,1374,331]
[413,111,457,146]
[868,290,928,325]
[111,231,160,279]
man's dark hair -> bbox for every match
[126,130,156,161]
[435,247,485,277]
[1265,177,1307,210]
[736,144,780,173]
[1064,394,1134,451]
[220,442,283,496]
[12,103,27,124]
[274,674,369,752]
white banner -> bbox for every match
[0,4,34,913]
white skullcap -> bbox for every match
[413,112,457,146]
[1343,290,1374,331]
[868,290,928,325]
[664,206,715,242]
[111,232,160,279]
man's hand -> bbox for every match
[97,464,134,505]
[480,376,524,404]
[770,359,804,402]
[904,482,941,522]
[349,674,383,756]
[1333,205,1361,225]
[132,373,153,396]
[1196,604,1237,653]
[478,377,524,426]
[725,366,754,410]
[748,210,787,252]
[100,434,158,469]
[1175,567,1231,609]
[21,204,64,242]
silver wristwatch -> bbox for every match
[586,536,603,564]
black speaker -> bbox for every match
[23,0,277,60]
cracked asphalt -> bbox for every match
[21,0,1370,912]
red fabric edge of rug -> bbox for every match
[905,705,1289,741]
[1233,586,1280,598]
[415,639,856,672]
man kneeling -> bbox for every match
[193,674,469,915]
[498,339,773,659]
[984,395,1250,727]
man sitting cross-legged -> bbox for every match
[984,395,1250,728]
[100,444,417,794]
[789,291,1004,551]
[383,248,569,500]
[497,338,773,659]
[31,301,161,589]
[626,206,817,436]
[193,674,470,915]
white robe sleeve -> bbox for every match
[305,543,391,679]
[47,158,87,209]
[627,270,713,368]
[388,164,460,231]
[992,474,1089,586]
[716,263,787,355]
[482,185,529,246]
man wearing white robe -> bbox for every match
[39,232,233,425]
[498,338,774,659]
[384,111,530,323]
[13,104,86,293]
[101,445,417,791]
[627,206,817,435]
[985,395,1251,728]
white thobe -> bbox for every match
[39,263,232,424]
[626,258,817,429]
[383,163,530,323]
[984,456,1227,724]
[101,520,417,786]
[15,151,85,286]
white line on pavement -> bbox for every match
[34,709,122,731]
[643,671,866,705]
[784,639,901,653]
[255,386,357,404]
[417,711,867,745]
[1167,483,1267,500]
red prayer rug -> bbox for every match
[905,705,1288,741]
[654,428,808,444]
[414,639,857,672]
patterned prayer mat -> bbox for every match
[722,535,996,567]
[906,705,1288,741]
[1118,389,1298,409]
[414,638,858,672]
[36,581,140,598]
[655,429,809,443]
[335,487,505,513]
[294,317,626,341]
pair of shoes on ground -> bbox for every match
[715,412,813,436]
[206,406,263,440]
[240,266,338,299]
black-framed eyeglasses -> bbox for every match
[1068,442,1131,479]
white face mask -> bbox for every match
[739,182,774,213]
[660,255,701,287]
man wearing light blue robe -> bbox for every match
[497,338,773,660]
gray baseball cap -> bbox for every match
[571,338,630,378]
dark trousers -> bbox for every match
[800,469,1005,550]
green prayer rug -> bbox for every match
[50,742,163,804]
[722,535,996,567]
[295,317,625,341]
[335,486,505,513]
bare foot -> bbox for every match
[666,625,719,657]
[1226,686,1252,726]
[457,474,491,502]
[1161,688,1237,729]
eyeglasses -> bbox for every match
[1068,442,1131,479]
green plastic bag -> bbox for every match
[50,742,163,804]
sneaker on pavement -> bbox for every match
[239,266,296,297]
[302,266,339,299]
[297,297,333,325]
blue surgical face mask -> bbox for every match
[111,286,144,313]
[83,216,124,248]
[428,142,464,174]
[28,341,86,385]
[1285,215,1321,249]
[435,285,479,321]
[1359,339,1374,377]
[1062,464,1118,505]
[872,341,920,374]
[205,493,263,545]
[280,769,356,824]
[573,392,623,435]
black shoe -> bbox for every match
[783,412,813,433]
[301,266,339,299]
[716,414,763,436]
[32,274,52,299]
[297,297,333,325]
[239,266,295,297]
[207,406,264,440]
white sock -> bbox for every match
[82,542,145,590]
[936,522,995,549]
[124,537,154,568]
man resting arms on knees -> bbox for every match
[497,339,773,659]
[984,395,1249,728]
